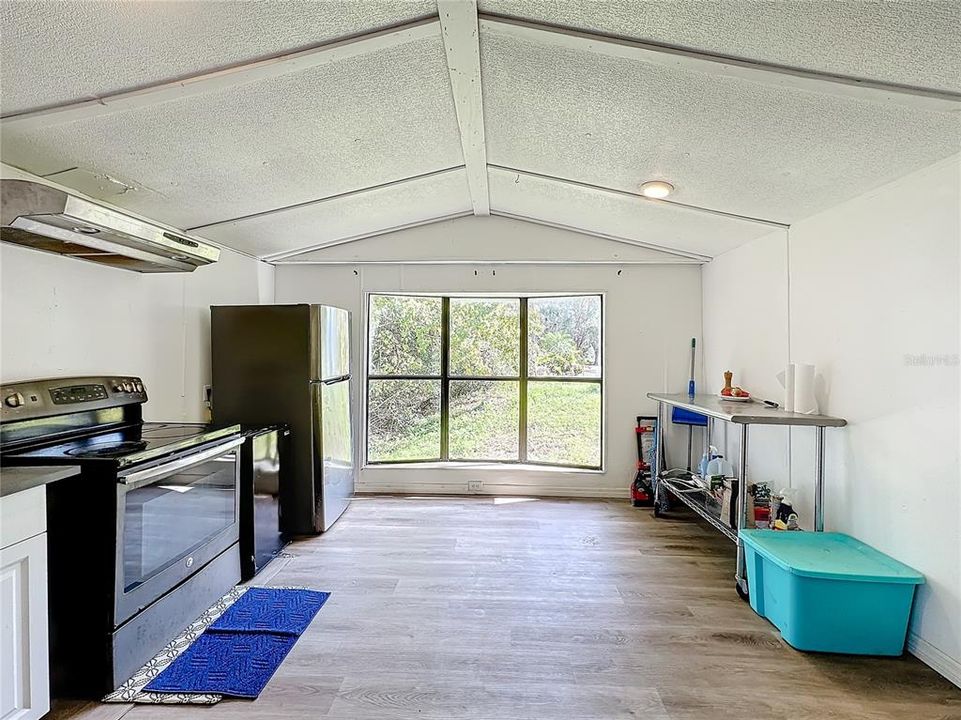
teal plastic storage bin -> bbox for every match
[740,530,924,656]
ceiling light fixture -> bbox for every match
[640,180,674,199]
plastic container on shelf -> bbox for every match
[740,530,924,656]
[705,455,733,479]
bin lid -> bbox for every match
[740,530,924,584]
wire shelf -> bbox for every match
[659,476,738,544]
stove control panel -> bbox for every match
[1,376,148,422]
[50,383,108,405]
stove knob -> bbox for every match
[134,382,144,393]
[4,393,24,408]
[113,383,123,392]
[123,382,134,392]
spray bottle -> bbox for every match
[699,445,719,478]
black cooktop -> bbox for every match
[4,422,240,468]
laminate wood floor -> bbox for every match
[52,496,960,720]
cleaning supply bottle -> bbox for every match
[698,445,719,478]
[706,454,733,479]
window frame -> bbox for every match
[365,293,604,470]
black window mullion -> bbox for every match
[519,298,529,463]
[440,297,450,461]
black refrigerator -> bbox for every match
[211,304,354,534]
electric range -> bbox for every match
[7,421,238,465]
[0,375,243,697]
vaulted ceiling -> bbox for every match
[2,0,959,263]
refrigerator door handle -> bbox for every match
[322,374,351,385]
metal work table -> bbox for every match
[646,392,846,596]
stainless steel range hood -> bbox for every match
[0,179,219,272]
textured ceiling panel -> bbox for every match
[1,0,436,115]
[1,36,464,229]
[199,168,472,258]
[488,168,771,257]
[479,0,961,93]
[286,214,691,263]
[481,30,961,223]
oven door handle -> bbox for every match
[118,436,245,489]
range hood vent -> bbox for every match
[1,179,219,273]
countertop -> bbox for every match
[0,466,81,498]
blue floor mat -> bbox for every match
[144,588,330,699]
[207,588,330,635]
[144,632,297,699]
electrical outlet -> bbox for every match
[467,480,482,494]
[203,385,212,407]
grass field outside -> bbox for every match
[368,381,600,467]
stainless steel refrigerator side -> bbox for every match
[308,304,322,382]
[317,305,351,381]
[317,303,354,530]
[311,377,354,531]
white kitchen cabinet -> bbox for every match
[0,486,49,720]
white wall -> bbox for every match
[0,166,275,421]
[702,155,961,685]
[702,228,791,491]
[276,246,703,498]
[284,214,701,264]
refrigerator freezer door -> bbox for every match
[313,378,354,530]
[316,306,350,381]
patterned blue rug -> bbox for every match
[144,633,297,699]
[208,588,330,635]
[144,588,329,699]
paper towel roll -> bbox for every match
[784,363,796,412]
[794,363,818,414]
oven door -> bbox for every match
[114,436,243,626]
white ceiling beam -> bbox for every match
[438,0,490,215]
[187,166,465,231]
[489,164,789,229]
[479,14,961,112]
[0,17,441,131]
[278,259,700,265]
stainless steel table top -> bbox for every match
[647,393,847,427]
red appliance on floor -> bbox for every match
[631,416,658,506]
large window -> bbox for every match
[366,294,602,469]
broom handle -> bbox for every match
[688,338,696,398]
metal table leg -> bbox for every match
[814,425,825,532]
[652,401,666,516]
[697,418,714,474]
[735,424,749,597]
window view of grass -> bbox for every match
[367,378,440,461]
[527,382,601,467]
[449,380,519,460]
[366,294,602,467]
